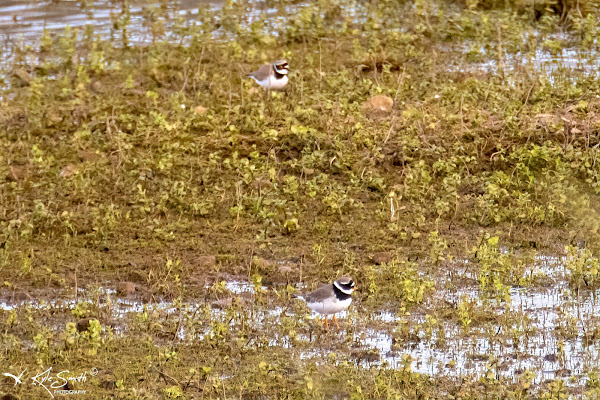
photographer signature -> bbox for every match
[2,367,97,398]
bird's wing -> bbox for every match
[247,64,272,79]
[303,283,334,303]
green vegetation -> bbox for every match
[2,0,600,397]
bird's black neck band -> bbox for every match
[332,284,352,301]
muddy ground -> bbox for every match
[3,0,600,398]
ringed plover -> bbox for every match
[293,277,356,329]
[247,60,289,91]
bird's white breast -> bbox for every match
[252,74,288,91]
[307,297,352,315]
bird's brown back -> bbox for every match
[247,64,273,80]
[302,283,335,303]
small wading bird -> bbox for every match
[246,60,289,91]
[293,277,356,330]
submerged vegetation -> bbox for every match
[2,0,600,397]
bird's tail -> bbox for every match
[291,294,305,301]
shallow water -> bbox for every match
[1,0,599,78]
[0,2,597,100]
[2,254,598,390]
[0,0,222,40]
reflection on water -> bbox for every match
[0,0,223,40]
[0,0,599,79]
[2,255,599,391]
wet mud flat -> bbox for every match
[3,0,600,398]
[2,253,599,397]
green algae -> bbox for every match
[2,0,600,398]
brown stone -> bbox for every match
[60,164,76,178]
[96,370,117,389]
[116,281,136,296]
[194,105,208,114]
[91,81,105,93]
[370,251,394,265]
[13,68,32,85]
[76,318,92,332]
[362,95,394,118]
[99,379,117,390]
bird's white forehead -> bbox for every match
[333,281,354,294]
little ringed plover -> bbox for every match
[247,60,289,91]
[293,277,356,330]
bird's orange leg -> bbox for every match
[332,314,340,329]
[324,316,329,330]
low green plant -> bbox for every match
[565,245,600,288]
